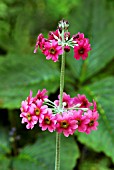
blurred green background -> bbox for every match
[0,0,114,169]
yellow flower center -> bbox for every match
[49,48,56,54]
[44,116,51,125]
[35,108,40,115]
[60,120,69,129]
[88,120,94,126]
[27,113,31,121]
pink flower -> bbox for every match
[44,40,63,62]
[84,110,99,134]
[74,38,91,60]
[56,112,78,137]
[72,110,89,133]
[48,29,59,41]
[20,106,38,129]
[77,94,93,108]
[72,32,84,41]
[33,89,48,103]
[33,99,48,122]
[20,90,34,112]
[34,33,45,53]
[39,109,56,132]
[54,92,73,109]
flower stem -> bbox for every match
[55,29,65,170]
[59,51,65,109]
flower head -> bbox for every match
[74,38,91,60]
[56,112,78,137]
[44,40,63,62]
[33,99,48,122]
[48,29,59,41]
[20,105,38,129]
[84,110,99,134]
[39,109,56,132]
[72,32,84,41]
[54,92,73,109]
[72,110,89,133]
[33,89,48,103]
[77,94,93,108]
[34,33,46,53]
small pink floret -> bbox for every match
[54,92,73,109]
[84,110,99,134]
[33,89,48,102]
[72,110,89,133]
[39,109,56,132]
[20,106,38,129]
[56,112,78,137]
[74,39,91,60]
[44,40,63,62]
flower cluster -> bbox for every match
[34,20,91,62]
[20,89,99,137]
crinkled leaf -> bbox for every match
[67,0,114,82]
[13,132,80,170]
[0,54,60,109]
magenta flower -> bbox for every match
[54,92,73,109]
[20,90,34,112]
[72,32,84,41]
[33,99,48,122]
[72,110,89,133]
[74,39,91,60]
[20,105,38,129]
[48,29,59,41]
[39,109,56,132]
[33,89,48,103]
[56,112,78,137]
[34,33,46,53]
[84,110,99,134]
[77,94,93,108]
[44,40,63,62]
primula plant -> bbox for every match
[20,19,99,170]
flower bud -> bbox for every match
[58,19,69,30]
[64,46,70,52]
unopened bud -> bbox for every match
[64,46,70,52]
[58,19,69,30]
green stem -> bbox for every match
[55,32,65,170]
[59,51,65,108]
[55,133,61,170]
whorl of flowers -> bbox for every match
[20,90,99,137]
[34,20,91,62]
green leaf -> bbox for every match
[0,127,10,155]
[67,0,114,82]
[79,156,111,170]
[0,54,60,109]
[13,132,80,170]
[0,156,10,170]
[76,77,114,162]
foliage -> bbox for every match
[0,0,114,169]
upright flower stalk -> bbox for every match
[20,19,99,170]
[55,25,66,169]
